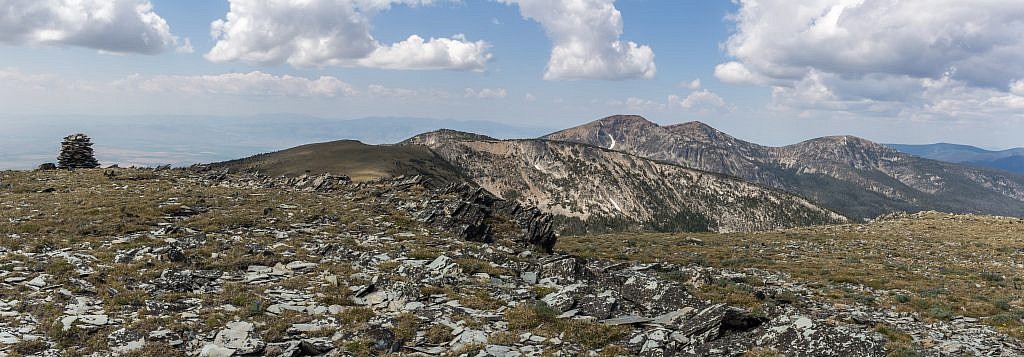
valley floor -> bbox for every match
[0,168,1021,356]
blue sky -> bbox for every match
[2,0,1024,148]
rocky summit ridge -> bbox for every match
[4,168,1021,356]
[545,115,1024,220]
[404,130,847,235]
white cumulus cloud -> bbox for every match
[0,0,186,54]
[357,34,491,71]
[717,0,1024,121]
[206,0,491,71]
[680,79,702,90]
[670,90,726,110]
[464,87,508,99]
[607,89,729,113]
[500,0,655,81]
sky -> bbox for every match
[2,0,1024,149]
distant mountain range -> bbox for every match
[215,115,1024,234]
[0,115,553,169]
[546,115,1024,220]
[886,143,1024,174]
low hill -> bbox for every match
[209,139,464,183]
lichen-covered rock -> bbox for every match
[539,257,580,285]
[753,314,886,356]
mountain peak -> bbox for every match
[669,120,712,129]
[801,135,891,151]
[664,121,739,144]
[542,115,661,148]
[402,129,497,146]
[595,114,656,126]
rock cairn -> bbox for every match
[58,134,100,169]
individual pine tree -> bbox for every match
[57,134,100,169]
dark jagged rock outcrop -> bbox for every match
[420,182,557,252]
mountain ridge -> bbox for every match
[545,115,1024,219]
[887,143,1024,174]
[405,129,848,234]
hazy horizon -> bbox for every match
[3,113,1022,171]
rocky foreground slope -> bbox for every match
[545,115,1024,220]
[404,130,846,234]
[5,169,1018,356]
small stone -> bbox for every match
[299,338,335,354]
[77,314,109,326]
[25,275,47,288]
[199,343,235,357]
[166,247,186,262]
[557,309,578,319]
[214,321,265,355]
[599,315,653,326]
[521,272,538,284]
[108,328,146,354]
[286,261,317,271]
[483,344,522,356]
[0,331,20,344]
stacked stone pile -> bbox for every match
[57,133,100,169]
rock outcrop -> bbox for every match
[419,182,556,252]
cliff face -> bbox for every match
[545,115,1024,219]
[406,130,847,234]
